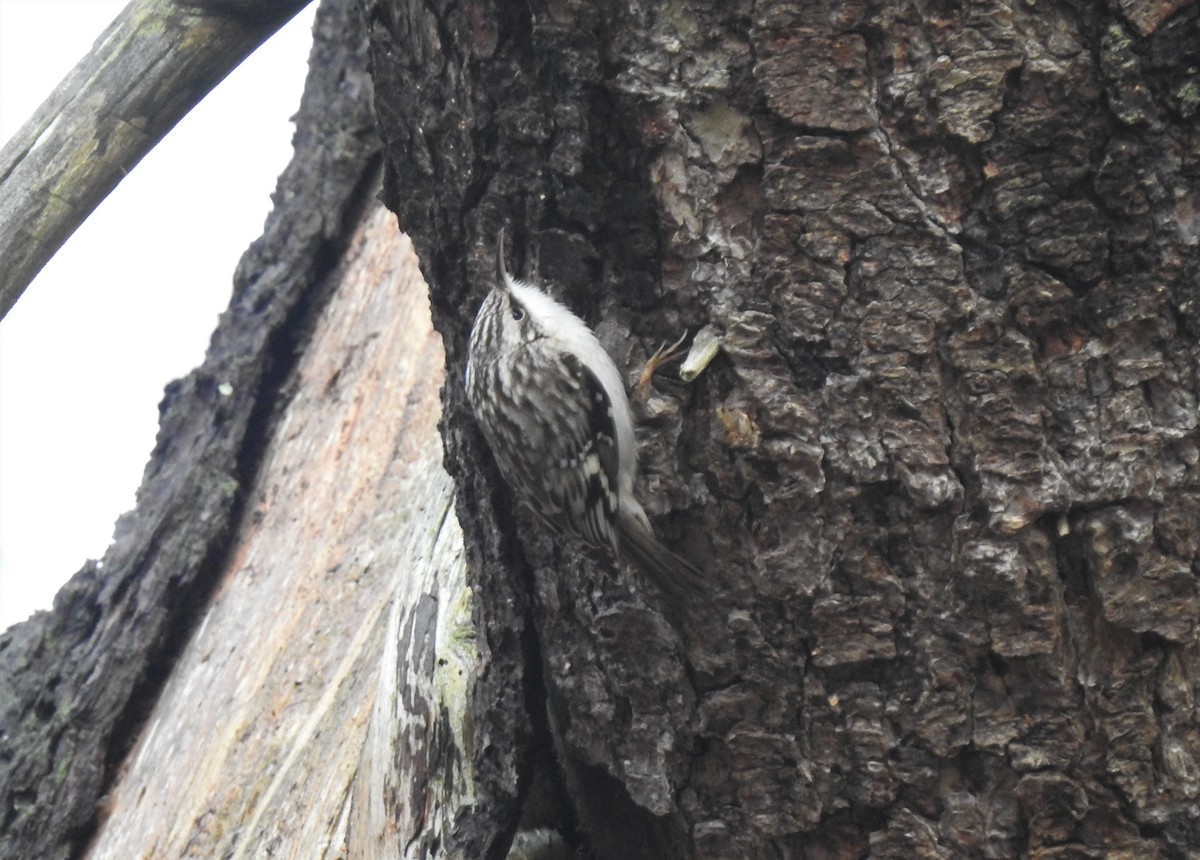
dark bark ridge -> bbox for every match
[0,2,381,858]
[370,0,702,854]
[370,0,1198,857]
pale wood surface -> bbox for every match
[84,206,468,859]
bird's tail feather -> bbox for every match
[617,512,708,603]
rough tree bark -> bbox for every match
[0,0,1196,858]
[370,0,1199,857]
[0,0,382,857]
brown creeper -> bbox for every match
[465,231,705,602]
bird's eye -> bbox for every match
[511,306,525,321]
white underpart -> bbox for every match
[503,274,637,498]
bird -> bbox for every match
[465,229,706,603]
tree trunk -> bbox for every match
[1,0,1197,858]
[0,0,385,856]
[369,0,1200,857]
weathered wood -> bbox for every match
[0,0,378,856]
[84,208,462,859]
[0,0,310,319]
[3,0,1197,856]
[348,457,479,859]
[369,0,1200,856]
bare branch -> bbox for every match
[0,0,310,320]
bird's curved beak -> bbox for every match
[496,227,510,291]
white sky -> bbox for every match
[0,0,318,629]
